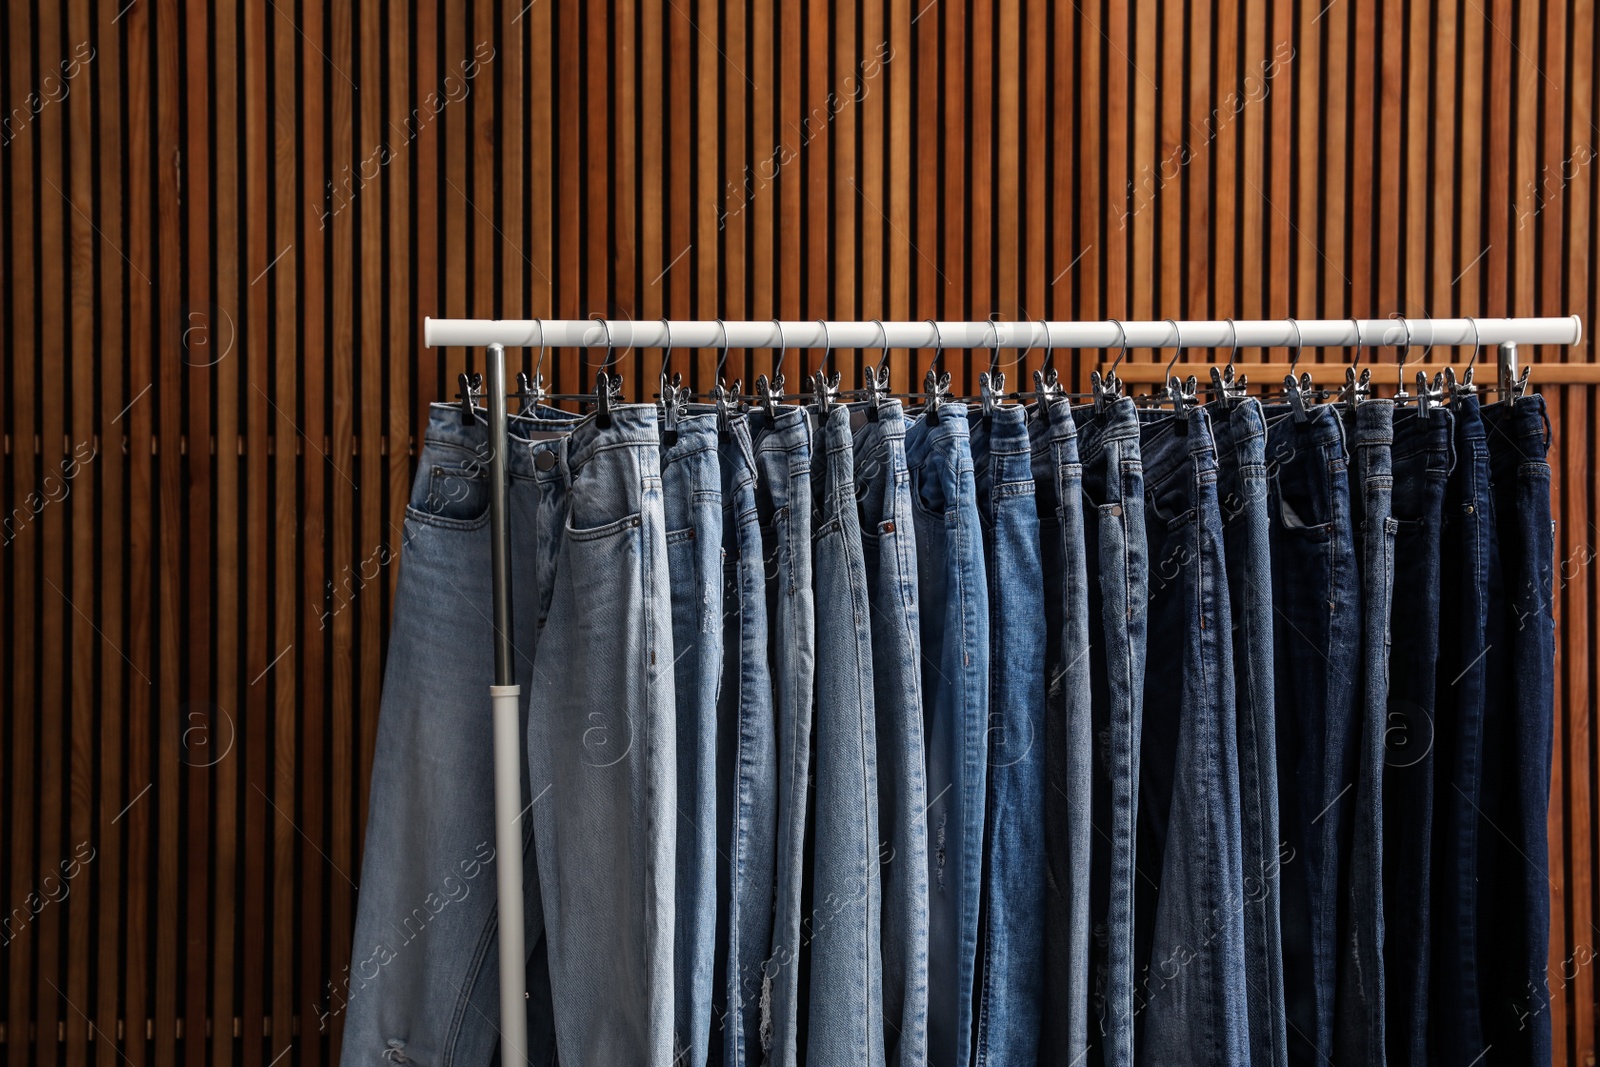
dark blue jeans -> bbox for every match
[1479,395,1555,1065]
[1381,405,1454,1067]
[1263,403,1360,1067]
[1132,407,1249,1066]
[970,405,1047,1066]
[1030,396,1094,1067]
[1430,394,1492,1064]
[1070,398,1146,1067]
[1335,400,1393,1064]
[1210,398,1288,1067]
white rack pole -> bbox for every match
[482,343,531,1067]
[424,315,1583,350]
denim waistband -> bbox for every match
[660,412,720,466]
[1026,396,1080,459]
[1206,398,1267,465]
[1481,393,1552,462]
[972,404,1033,456]
[1261,400,1348,462]
[1391,405,1455,472]
[556,404,661,485]
[1341,398,1395,448]
[1136,406,1218,498]
[849,399,908,445]
[908,402,974,444]
[422,401,553,480]
[1070,396,1141,467]
[748,404,812,455]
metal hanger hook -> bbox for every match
[591,312,617,371]
[1464,315,1482,376]
[816,318,833,378]
[1286,316,1303,373]
[1394,313,1413,389]
[713,318,731,383]
[770,319,788,382]
[987,313,1005,375]
[532,317,548,382]
[925,318,945,371]
[1107,318,1129,374]
[1162,318,1184,380]
[1224,317,1238,370]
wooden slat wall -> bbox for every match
[0,0,1596,1062]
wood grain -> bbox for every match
[0,1,1596,1062]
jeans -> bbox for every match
[1262,403,1360,1067]
[1070,397,1146,1067]
[1430,395,1492,1064]
[1381,406,1453,1067]
[1479,395,1555,1065]
[1210,398,1288,1067]
[748,406,816,1067]
[853,401,931,1067]
[805,404,887,1065]
[340,403,568,1067]
[1029,396,1093,1067]
[1132,407,1249,1066]
[526,404,678,1065]
[662,414,725,1066]
[970,405,1047,1066]
[905,404,990,1067]
[1335,400,1393,1064]
[711,415,778,1067]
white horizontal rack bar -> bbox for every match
[425,316,1583,351]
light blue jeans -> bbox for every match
[970,405,1047,1067]
[661,414,724,1066]
[712,415,778,1067]
[853,400,930,1067]
[806,404,886,1066]
[1029,396,1093,1067]
[748,406,815,1067]
[526,404,678,1065]
[905,405,989,1067]
[341,402,575,1067]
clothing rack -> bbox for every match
[422,314,1583,1067]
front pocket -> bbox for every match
[566,511,645,542]
[405,464,491,529]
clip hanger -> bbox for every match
[457,371,483,425]
[1499,341,1530,399]
[924,319,949,426]
[515,371,550,413]
[1414,370,1445,420]
[592,315,621,428]
[980,370,1007,417]
[659,372,688,446]
[1033,366,1064,424]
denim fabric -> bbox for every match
[969,405,1047,1067]
[1262,403,1360,1067]
[341,403,571,1067]
[806,404,886,1066]
[748,406,816,1067]
[661,414,725,1067]
[905,404,990,1067]
[1210,398,1288,1067]
[1029,397,1093,1067]
[1381,406,1453,1067]
[525,404,678,1065]
[1335,399,1394,1064]
[853,401,931,1067]
[1132,407,1249,1067]
[1070,397,1146,1067]
[711,416,778,1067]
[1429,395,1492,1064]
[1479,395,1555,1065]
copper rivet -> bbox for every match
[883,521,895,533]
[1110,503,1123,516]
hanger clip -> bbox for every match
[594,368,623,428]
[862,360,891,421]
[1414,370,1445,420]
[515,371,550,413]
[980,371,1008,417]
[1167,374,1199,432]
[457,372,483,426]
[1032,368,1063,424]
[1444,364,1476,399]
[756,372,785,410]
[1338,366,1371,411]
[1208,364,1248,410]
[1499,342,1531,399]
[658,372,688,446]
[714,377,743,436]
[1091,368,1123,416]
[1284,372,1316,424]
[923,368,952,425]
[810,370,841,422]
